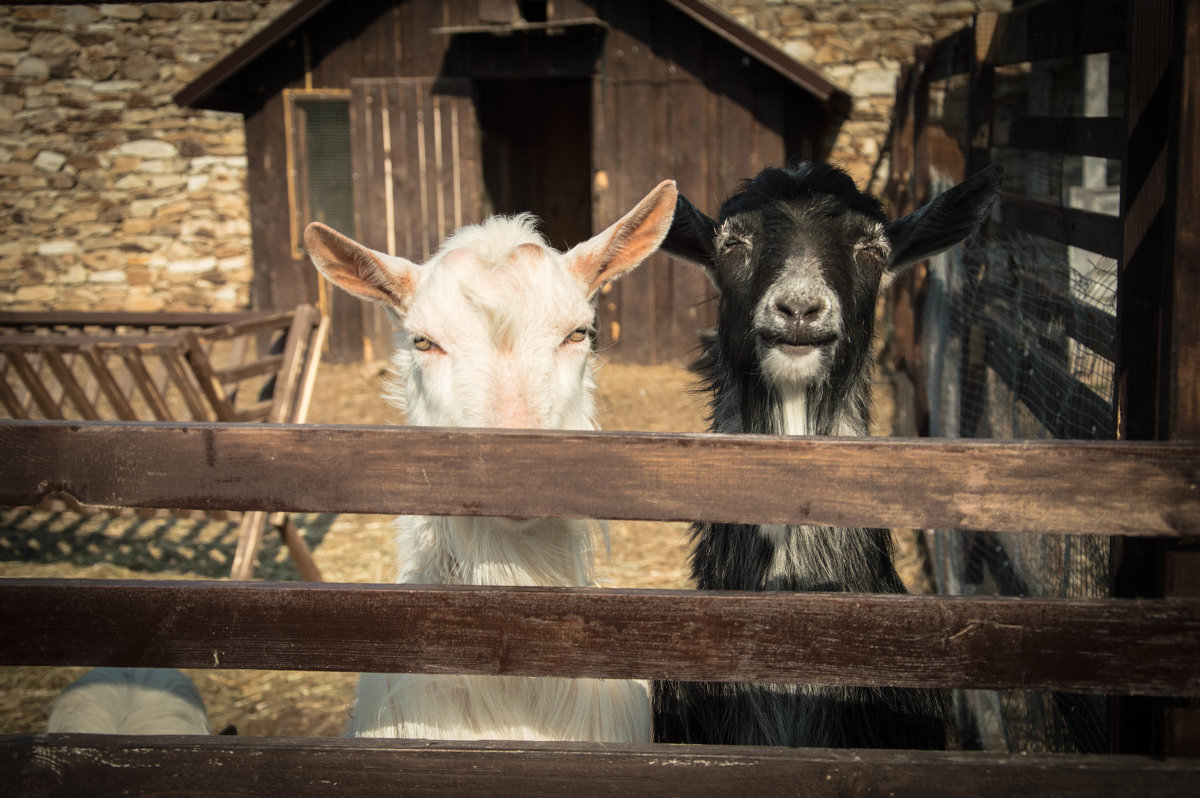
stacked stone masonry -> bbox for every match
[1,1,1007,314]
[0,2,290,312]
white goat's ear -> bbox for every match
[304,222,418,313]
[568,179,677,297]
[884,164,1004,275]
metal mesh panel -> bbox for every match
[292,96,355,237]
[917,51,1123,753]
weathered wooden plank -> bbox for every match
[997,193,1123,261]
[37,347,100,420]
[0,311,274,330]
[979,0,1127,66]
[3,349,63,419]
[994,116,1126,159]
[161,350,211,422]
[2,421,1197,538]
[182,332,238,422]
[2,579,1197,695]
[79,346,137,421]
[211,353,285,384]
[2,734,1197,798]
[119,349,172,422]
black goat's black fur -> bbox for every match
[653,162,1002,749]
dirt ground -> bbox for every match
[0,356,928,737]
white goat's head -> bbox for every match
[305,180,677,430]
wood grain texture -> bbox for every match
[2,420,1198,537]
[1,579,1197,695]
[3,734,1198,798]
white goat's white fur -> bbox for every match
[305,181,676,743]
[46,668,211,735]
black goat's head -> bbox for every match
[665,163,1003,396]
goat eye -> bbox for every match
[856,243,887,267]
[564,328,590,345]
[413,336,435,352]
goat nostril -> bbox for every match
[776,298,823,323]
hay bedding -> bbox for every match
[0,359,926,736]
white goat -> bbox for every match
[305,180,677,741]
[46,667,211,735]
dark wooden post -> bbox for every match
[1113,0,1199,756]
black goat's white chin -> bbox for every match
[756,332,834,386]
[757,337,832,387]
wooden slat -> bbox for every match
[79,346,137,421]
[212,353,285,384]
[2,421,1198,538]
[1,579,1197,695]
[2,735,1197,798]
[979,0,1127,66]
[189,310,296,344]
[981,312,1115,439]
[266,305,316,423]
[161,350,212,422]
[38,347,100,419]
[181,331,238,421]
[993,115,1126,159]
[0,372,29,419]
[119,349,172,421]
[997,193,1123,261]
[0,311,274,330]
[4,349,64,419]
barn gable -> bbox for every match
[179,0,846,364]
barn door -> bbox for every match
[332,78,483,362]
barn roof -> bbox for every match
[176,0,843,111]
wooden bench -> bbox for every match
[0,308,328,581]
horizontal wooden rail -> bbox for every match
[993,116,1126,160]
[3,579,1197,695]
[997,193,1123,261]
[0,311,275,329]
[3,735,1198,797]
[3,420,1198,537]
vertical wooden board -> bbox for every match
[592,76,621,356]
[717,82,758,200]
[647,83,676,362]
[421,85,441,259]
[752,87,787,169]
[350,81,392,362]
[245,95,297,312]
[452,87,483,231]
[612,81,657,364]
[1170,0,1200,440]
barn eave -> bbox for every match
[175,0,847,113]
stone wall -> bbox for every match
[0,2,289,313]
[1,1,1009,315]
[712,0,1011,189]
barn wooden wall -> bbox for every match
[238,0,830,363]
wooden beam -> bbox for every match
[0,311,274,329]
[2,735,1198,798]
[1,579,1197,695]
[2,421,1198,537]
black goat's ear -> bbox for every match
[661,193,718,271]
[884,164,1003,274]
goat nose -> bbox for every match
[775,297,824,324]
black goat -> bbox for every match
[653,162,1003,749]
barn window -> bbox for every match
[285,90,354,259]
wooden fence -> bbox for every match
[883,0,1199,755]
[1,422,1199,794]
[0,308,328,581]
[2,0,1198,791]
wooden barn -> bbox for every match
[177,0,846,364]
